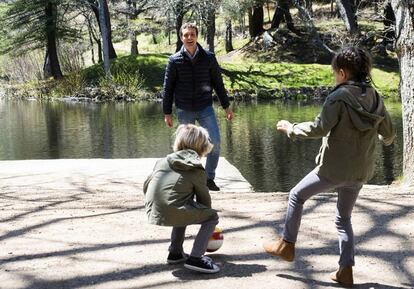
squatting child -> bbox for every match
[144,124,220,274]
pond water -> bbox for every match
[0,98,403,192]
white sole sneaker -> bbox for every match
[184,263,220,274]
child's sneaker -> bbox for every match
[184,256,220,273]
[167,252,188,264]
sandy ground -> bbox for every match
[0,159,413,289]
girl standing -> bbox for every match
[264,47,395,287]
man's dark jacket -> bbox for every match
[162,43,230,114]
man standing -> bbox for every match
[162,22,233,191]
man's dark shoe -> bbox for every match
[167,252,188,264]
[184,256,220,273]
[207,179,220,191]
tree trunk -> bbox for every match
[351,0,360,9]
[175,0,185,52]
[175,13,184,52]
[391,0,414,186]
[266,1,271,22]
[127,1,139,56]
[335,0,358,33]
[241,14,246,37]
[43,50,52,79]
[89,0,116,59]
[374,0,379,14]
[206,6,216,52]
[293,0,334,54]
[166,10,172,45]
[88,26,96,64]
[305,0,313,17]
[97,39,103,63]
[130,30,138,55]
[44,1,63,79]
[102,0,117,59]
[168,28,171,45]
[86,15,100,63]
[248,9,254,38]
[383,1,395,46]
[99,0,111,77]
[225,19,234,53]
[250,2,264,38]
[271,0,295,31]
[152,32,157,44]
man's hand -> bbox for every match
[164,114,173,128]
[224,107,233,121]
[276,120,292,134]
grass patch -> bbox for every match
[113,34,175,56]
[214,37,251,57]
[49,74,87,97]
[58,55,401,100]
[221,60,399,98]
[5,52,399,101]
[83,53,168,92]
[371,68,399,99]
[221,62,333,91]
[0,3,8,18]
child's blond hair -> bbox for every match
[173,124,213,157]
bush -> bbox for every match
[59,44,86,74]
[99,67,145,99]
[256,88,273,100]
[2,52,43,82]
[51,73,87,97]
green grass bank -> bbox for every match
[2,52,400,101]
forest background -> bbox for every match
[0,0,413,185]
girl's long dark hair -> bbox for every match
[331,47,373,83]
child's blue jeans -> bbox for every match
[169,213,219,258]
[283,170,362,267]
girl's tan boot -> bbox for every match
[263,238,295,262]
[330,266,353,287]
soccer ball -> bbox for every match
[206,226,223,252]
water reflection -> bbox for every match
[45,104,61,158]
[0,99,403,192]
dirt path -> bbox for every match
[0,159,413,289]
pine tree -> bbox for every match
[1,0,77,79]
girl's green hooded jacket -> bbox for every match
[143,149,216,226]
[287,82,395,183]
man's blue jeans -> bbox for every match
[176,106,220,180]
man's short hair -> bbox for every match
[180,22,198,37]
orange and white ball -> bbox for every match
[206,226,224,252]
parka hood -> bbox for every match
[166,149,203,171]
[329,82,386,131]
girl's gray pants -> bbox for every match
[169,213,219,258]
[283,170,362,267]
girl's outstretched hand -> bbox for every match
[276,120,292,134]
